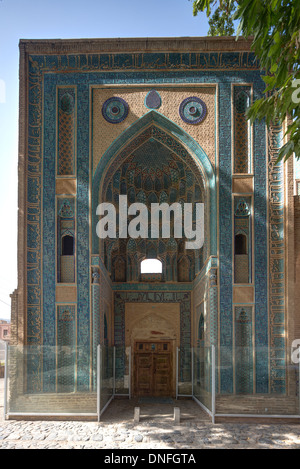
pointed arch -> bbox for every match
[92,110,216,256]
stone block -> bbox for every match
[174,407,180,424]
[134,407,140,424]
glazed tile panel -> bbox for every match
[24,49,283,394]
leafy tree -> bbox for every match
[193,0,236,36]
[192,0,300,163]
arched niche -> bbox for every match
[92,111,217,269]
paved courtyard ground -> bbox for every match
[1,378,300,450]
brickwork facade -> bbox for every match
[0,321,11,342]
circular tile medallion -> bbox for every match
[102,97,129,123]
[179,97,207,124]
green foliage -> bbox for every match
[193,0,236,35]
[207,2,236,36]
[192,0,300,163]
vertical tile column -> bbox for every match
[253,83,268,393]
[26,57,44,392]
[267,123,286,394]
[91,263,101,389]
[219,82,233,393]
[76,83,90,391]
[43,77,57,392]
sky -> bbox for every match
[0,0,210,320]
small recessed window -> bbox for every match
[140,259,162,274]
[62,235,74,256]
[235,234,247,255]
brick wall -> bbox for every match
[9,290,18,345]
[0,321,11,341]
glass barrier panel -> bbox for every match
[6,345,97,415]
[99,345,114,415]
[114,346,131,396]
[192,346,213,412]
[177,347,192,396]
[215,346,300,416]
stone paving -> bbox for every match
[1,379,300,449]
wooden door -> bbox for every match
[134,341,172,397]
[135,353,153,396]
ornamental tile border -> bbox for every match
[23,46,284,394]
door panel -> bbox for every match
[135,354,153,396]
[134,341,172,397]
[153,354,171,396]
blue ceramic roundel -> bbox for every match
[145,89,161,109]
[102,97,129,124]
[179,97,207,124]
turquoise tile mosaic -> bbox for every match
[24,47,284,396]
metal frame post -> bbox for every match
[176,347,179,400]
[211,345,216,424]
[113,346,116,397]
[97,345,101,422]
[298,347,300,416]
[128,346,131,399]
[4,342,8,419]
[191,347,194,397]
